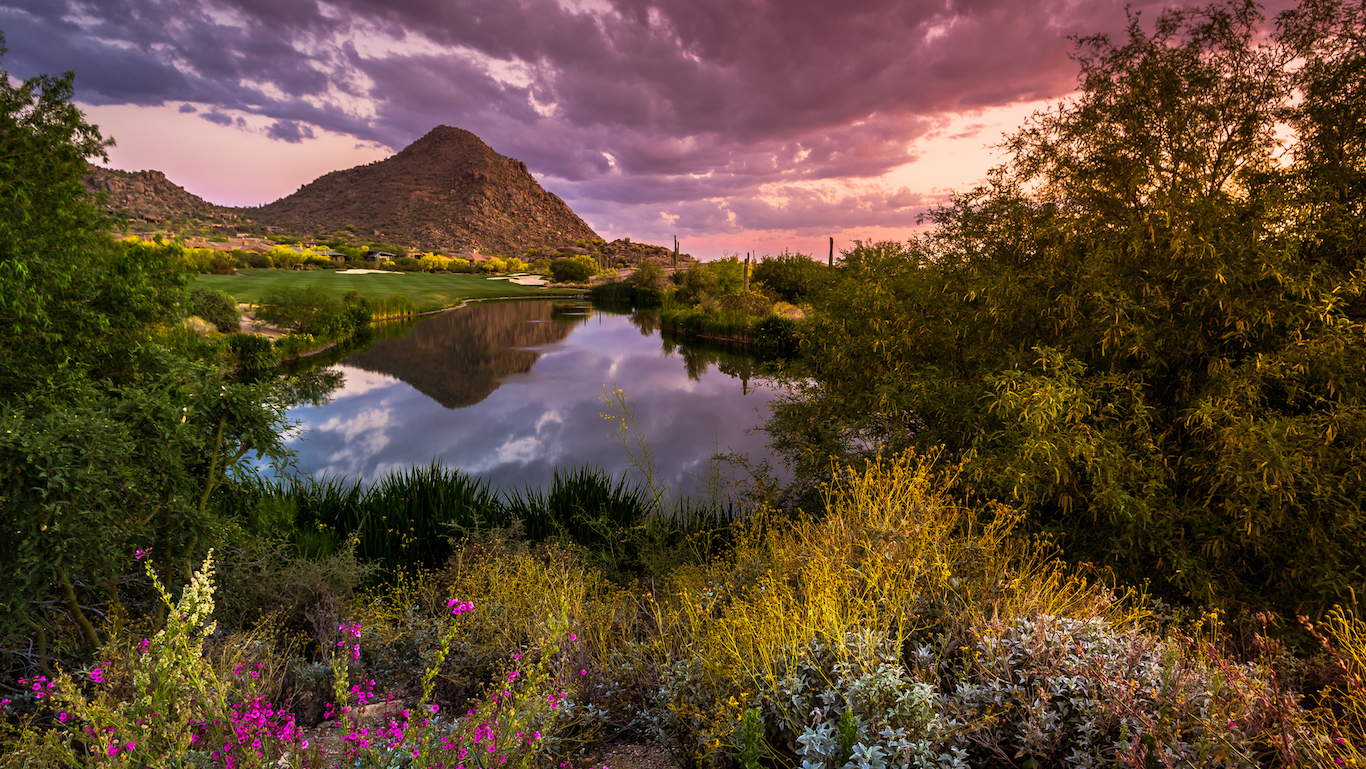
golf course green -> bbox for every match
[193,269,583,306]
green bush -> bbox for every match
[550,256,595,283]
[188,286,240,332]
[244,251,273,269]
[752,315,797,353]
[225,332,277,373]
[629,260,668,291]
[752,252,830,303]
[716,289,772,317]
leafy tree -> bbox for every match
[255,283,340,336]
[778,0,1366,617]
[0,36,185,397]
[0,38,294,674]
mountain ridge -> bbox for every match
[246,126,602,253]
[83,125,603,254]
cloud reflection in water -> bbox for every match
[284,301,782,492]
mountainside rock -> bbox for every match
[245,126,601,254]
[83,166,221,221]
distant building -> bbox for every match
[366,251,396,262]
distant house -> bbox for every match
[322,250,347,261]
[366,251,396,262]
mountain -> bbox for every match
[247,126,601,254]
[83,166,223,222]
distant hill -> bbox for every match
[83,166,224,222]
[245,126,601,254]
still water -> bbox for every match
[281,300,783,491]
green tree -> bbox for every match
[0,34,185,396]
[779,0,1366,617]
[0,38,294,674]
[256,283,340,336]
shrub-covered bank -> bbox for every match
[4,454,1366,768]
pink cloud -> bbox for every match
[0,0,1304,256]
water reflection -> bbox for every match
[346,301,581,409]
[281,300,783,491]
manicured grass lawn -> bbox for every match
[193,269,583,306]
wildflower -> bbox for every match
[135,547,152,560]
[58,712,68,722]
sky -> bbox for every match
[0,0,1296,259]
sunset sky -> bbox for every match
[1,0,1295,259]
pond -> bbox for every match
[279,299,785,493]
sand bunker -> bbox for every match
[335,269,404,275]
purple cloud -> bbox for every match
[266,118,316,143]
[0,0,1304,244]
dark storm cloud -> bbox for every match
[266,118,315,142]
[0,0,1303,240]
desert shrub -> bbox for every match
[188,286,240,332]
[419,254,452,272]
[550,256,596,283]
[225,332,277,373]
[395,256,422,271]
[244,251,272,268]
[266,246,302,269]
[674,261,718,305]
[644,453,1326,768]
[752,252,830,303]
[505,257,529,272]
[0,552,318,768]
[629,260,668,291]
[716,289,772,317]
[752,315,797,353]
[481,257,509,273]
[274,333,319,358]
[446,257,472,273]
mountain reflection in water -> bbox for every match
[281,300,784,491]
[345,300,580,409]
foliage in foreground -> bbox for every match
[773,0,1366,619]
[4,453,1366,768]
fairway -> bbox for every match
[193,269,583,306]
